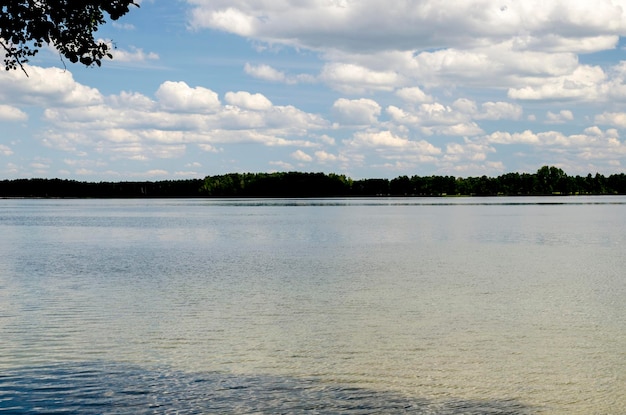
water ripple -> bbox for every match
[0,362,534,414]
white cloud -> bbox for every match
[444,139,495,162]
[0,144,13,156]
[174,170,201,177]
[244,63,288,82]
[96,39,159,63]
[440,122,484,136]
[444,161,506,176]
[486,130,540,145]
[243,63,315,84]
[191,6,256,36]
[508,65,607,100]
[515,35,618,54]
[9,0,626,182]
[332,98,381,125]
[347,130,406,148]
[109,91,155,111]
[320,63,399,93]
[0,105,27,121]
[111,46,159,62]
[346,130,442,156]
[418,103,467,126]
[395,87,433,103]
[112,22,136,30]
[291,149,312,162]
[477,102,523,120]
[37,79,329,161]
[484,127,625,153]
[595,112,626,128]
[187,1,626,53]
[198,144,218,152]
[316,134,336,145]
[452,98,479,114]
[64,159,107,168]
[225,91,273,110]
[386,105,419,126]
[387,100,488,136]
[546,110,574,124]
[31,161,49,169]
[314,150,348,163]
[0,65,103,107]
[155,81,221,112]
[186,0,626,103]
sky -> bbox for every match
[3,0,626,180]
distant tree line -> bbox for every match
[2,167,626,198]
[200,172,353,197]
[0,178,205,198]
[200,167,626,197]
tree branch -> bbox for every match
[0,40,29,77]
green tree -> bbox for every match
[1,0,138,74]
[535,166,567,194]
[390,175,411,195]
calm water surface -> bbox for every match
[0,197,625,414]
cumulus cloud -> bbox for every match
[7,0,626,181]
[484,127,623,150]
[0,66,103,107]
[486,130,540,145]
[225,91,273,110]
[186,0,626,99]
[395,87,433,103]
[291,149,313,162]
[346,130,441,155]
[96,40,159,63]
[440,122,484,136]
[546,110,574,124]
[444,161,506,176]
[444,139,495,163]
[381,94,524,145]
[244,63,315,84]
[110,46,159,62]
[0,105,27,122]
[595,112,626,128]
[320,63,399,93]
[508,65,607,100]
[386,100,486,137]
[387,102,465,127]
[156,81,221,112]
[332,98,381,125]
[187,1,626,53]
[244,63,288,82]
[315,150,348,163]
[191,6,256,36]
[38,79,329,162]
[477,102,523,120]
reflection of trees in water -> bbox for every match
[1,362,534,414]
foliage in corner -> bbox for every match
[0,0,138,75]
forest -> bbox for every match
[1,166,626,198]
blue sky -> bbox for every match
[3,0,626,180]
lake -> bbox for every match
[0,197,625,414]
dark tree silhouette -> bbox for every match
[2,167,626,198]
[0,0,138,74]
